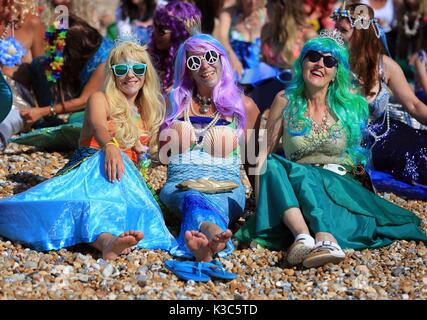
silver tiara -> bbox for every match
[331,4,381,38]
[114,33,142,47]
[319,29,345,47]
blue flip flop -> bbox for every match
[199,260,237,280]
[164,259,211,282]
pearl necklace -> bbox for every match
[367,104,390,141]
[194,93,213,114]
[0,22,11,41]
[184,102,221,144]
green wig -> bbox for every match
[284,36,369,166]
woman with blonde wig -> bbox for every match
[0,41,177,260]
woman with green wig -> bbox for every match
[234,30,427,268]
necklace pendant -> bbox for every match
[199,104,210,114]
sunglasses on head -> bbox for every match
[111,63,147,77]
[304,50,338,68]
[186,50,220,72]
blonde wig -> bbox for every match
[263,0,308,67]
[105,41,165,155]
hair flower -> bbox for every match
[0,37,27,67]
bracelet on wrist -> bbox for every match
[104,137,120,149]
[49,104,57,117]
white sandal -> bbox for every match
[302,240,345,268]
[286,234,315,266]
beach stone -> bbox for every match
[136,275,147,287]
[0,142,427,300]
[102,264,114,278]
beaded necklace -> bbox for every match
[0,22,12,41]
[403,14,420,37]
[194,93,213,114]
[367,103,390,141]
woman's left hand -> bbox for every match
[19,107,47,126]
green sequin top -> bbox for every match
[282,115,352,166]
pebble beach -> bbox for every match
[0,142,426,300]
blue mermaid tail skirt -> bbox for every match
[160,151,246,258]
[0,150,177,252]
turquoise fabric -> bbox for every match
[0,69,12,123]
[79,38,114,87]
[234,154,427,250]
[11,111,84,151]
[0,149,177,252]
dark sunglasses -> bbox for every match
[111,63,147,77]
[304,50,338,68]
[186,50,220,71]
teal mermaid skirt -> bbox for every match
[0,148,177,251]
[234,154,427,250]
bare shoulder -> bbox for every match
[383,54,405,82]
[243,95,257,109]
[24,14,44,29]
[87,91,109,110]
[304,27,317,41]
[383,55,402,73]
[273,90,288,105]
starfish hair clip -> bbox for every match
[319,29,345,47]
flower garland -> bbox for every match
[44,21,67,83]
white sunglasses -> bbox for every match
[186,50,220,71]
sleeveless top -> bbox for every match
[367,57,427,130]
[282,111,349,166]
[360,0,395,33]
[79,38,114,87]
[80,109,149,163]
[367,58,391,121]
[229,11,265,69]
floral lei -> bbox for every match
[44,21,67,83]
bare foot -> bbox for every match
[102,230,144,260]
[209,229,232,256]
[184,230,211,262]
[199,222,233,258]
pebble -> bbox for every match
[102,264,114,278]
[0,142,426,300]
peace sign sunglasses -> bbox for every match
[111,63,147,77]
[186,50,220,72]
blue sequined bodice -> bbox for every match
[79,38,114,87]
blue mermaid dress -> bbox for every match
[160,117,246,258]
[363,58,427,199]
[10,38,115,150]
[0,147,177,252]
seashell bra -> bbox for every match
[170,113,239,158]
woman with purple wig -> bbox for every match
[159,34,259,263]
[149,1,202,93]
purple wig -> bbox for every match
[149,1,201,91]
[165,34,246,134]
